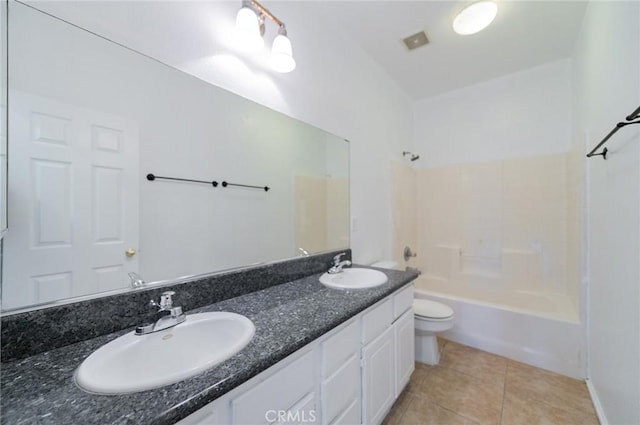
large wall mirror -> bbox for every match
[0,0,7,236]
[2,3,349,312]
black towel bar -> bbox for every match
[146,173,218,187]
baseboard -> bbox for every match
[586,378,608,425]
[443,329,584,379]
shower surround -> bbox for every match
[391,148,584,377]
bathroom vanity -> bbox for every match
[178,284,415,425]
[0,252,419,425]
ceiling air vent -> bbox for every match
[402,31,429,51]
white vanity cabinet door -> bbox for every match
[362,326,395,425]
[321,354,360,425]
[394,308,415,397]
[232,350,316,425]
[273,392,317,425]
[330,398,360,425]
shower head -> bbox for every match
[410,155,420,161]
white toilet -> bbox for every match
[370,260,455,365]
[413,298,455,365]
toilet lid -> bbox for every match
[413,299,454,319]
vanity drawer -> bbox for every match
[392,284,414,320]
[321,353,359,424]
[321,318,359,378]
[361,298,392,345]
[232,350,315,425]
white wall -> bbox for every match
[412,59,572,168]
[572,2,640,424]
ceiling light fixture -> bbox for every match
[234,0,296,73]
[453,1,498,35]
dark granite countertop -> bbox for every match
[1,266,418,425]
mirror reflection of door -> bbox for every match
[3,91,139,309]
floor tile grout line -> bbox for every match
[504,361,598,421]
[437,401,484,425]
[393,393,412,425]
[433,362,507,391]
[499,361,509,424]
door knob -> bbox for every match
[125,248,136,257]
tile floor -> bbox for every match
[383,339,599,425]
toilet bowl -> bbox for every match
[414,299,455,365]
[370,260,455,365]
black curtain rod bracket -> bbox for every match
[587,105,640,160]
[625,105,640,121]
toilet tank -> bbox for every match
[370,260,400,270]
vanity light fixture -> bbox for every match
[234,0,296,73]
[453,1,498,35]
[235,4,265,52]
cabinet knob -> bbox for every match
[125,248,136,258]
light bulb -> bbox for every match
[453,1,498,35]
[271,32,296,73]
[235,6,264,52]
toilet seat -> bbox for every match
[413,299,454,320]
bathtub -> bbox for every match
[413,276,585,379]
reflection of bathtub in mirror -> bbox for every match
[2,3,349,312]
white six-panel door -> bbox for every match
[3,91,139,309]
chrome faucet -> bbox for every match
[128,272,145,288]
[328,253,352,274]
[135,291,186,335]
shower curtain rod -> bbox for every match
[586,105,640,160]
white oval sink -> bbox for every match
[75,312,255,394]
[320,268,388,290]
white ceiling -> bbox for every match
[321,1,588,99]
[25,0,587,102]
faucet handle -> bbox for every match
[333,253,346,265]
[128,272,145,287]
[160,291,176,309]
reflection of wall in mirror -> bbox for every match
[3,3,349,310]
[294,175,349,254]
